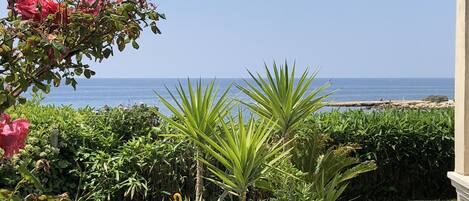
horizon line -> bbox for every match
[87,77,455,79]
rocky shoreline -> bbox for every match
[325,100,454,109]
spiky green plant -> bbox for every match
[156,79,232,201]
[307,146,376,201]
[194,112,290,201]
[237,62,331,141]
[237,63,375,201]
[292,133,376,201]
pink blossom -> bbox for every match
[15,0,102,23]
[15,0,59,21]
[0,114,30,159]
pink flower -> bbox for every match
[15,0,59,21]
[0,114,30,159]
[15,0,102,23]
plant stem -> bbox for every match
[195,150,203,201]
[240,191,247,201]
[283,130,290,151]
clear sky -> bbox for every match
[0,0,457,78]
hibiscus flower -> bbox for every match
[0,113,30,159]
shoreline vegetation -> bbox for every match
[326,99,454,109]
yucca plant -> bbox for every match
[292,133,376,201]
[308,146,376,201]
[237,62,331,142]
[156,79,232,201]
[238,63,375,201]
[194,112,290,201]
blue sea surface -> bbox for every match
[33,78,454,114]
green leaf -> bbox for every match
[74,68,83,76]
[148,12,158,20]
[0,94,7,104]
[150,22,161,34]
[84,69,95,79]
[7,10,13,19]
[18,161,44,191]
[52,42,65,52]
[131,40,139,49]
[33,80,50,94]
[103,48,113,58]
[117,36,126,52]
[76,53,83,63]
[17,97,26,104]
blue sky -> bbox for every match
[1,0,456,78]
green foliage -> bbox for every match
[261,133,376,201]
[259,157,314,201]
[1,102,87,196]
[237,63,374,201]
[0,102,196,200]
[0,189,71,201]
[0,0,164,111]
[0,102,456,201]
[90,104,161,142]
[302,109,455,201]
[0,158,71,201]
[292,134,376,201]
[195,113,290,201]
[237,62,331,138]
[302,147,376,201]
[156,79,232,140]
[156,79,232,201]
[76,135,196,200]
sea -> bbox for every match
[32,78,454,114]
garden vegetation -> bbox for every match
[0,63,455,201]
[0,99,455,200]
[0,0,454,200]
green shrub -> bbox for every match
[76,135,196,200]
[301,109,455,201]
[234,63,377,201]
[0,102,456,201]
[0,102,197,200]
[260,132,376,201]
[0,102,89,196]
[261,158,314,201]
[291,133,376,201]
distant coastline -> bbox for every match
[30,78,455,114]
[326,99,454,109]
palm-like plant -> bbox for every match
[194,113,290,201]
[238,63,374,201]
[237,62,331,141]
[292,134,376,201]
[156,79,232,201]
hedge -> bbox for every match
[0,102,203,200]
[300,109,455,201]
[0,102,456,200]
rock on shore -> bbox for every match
[325,100,454,109]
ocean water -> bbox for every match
[33,78,454,114]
